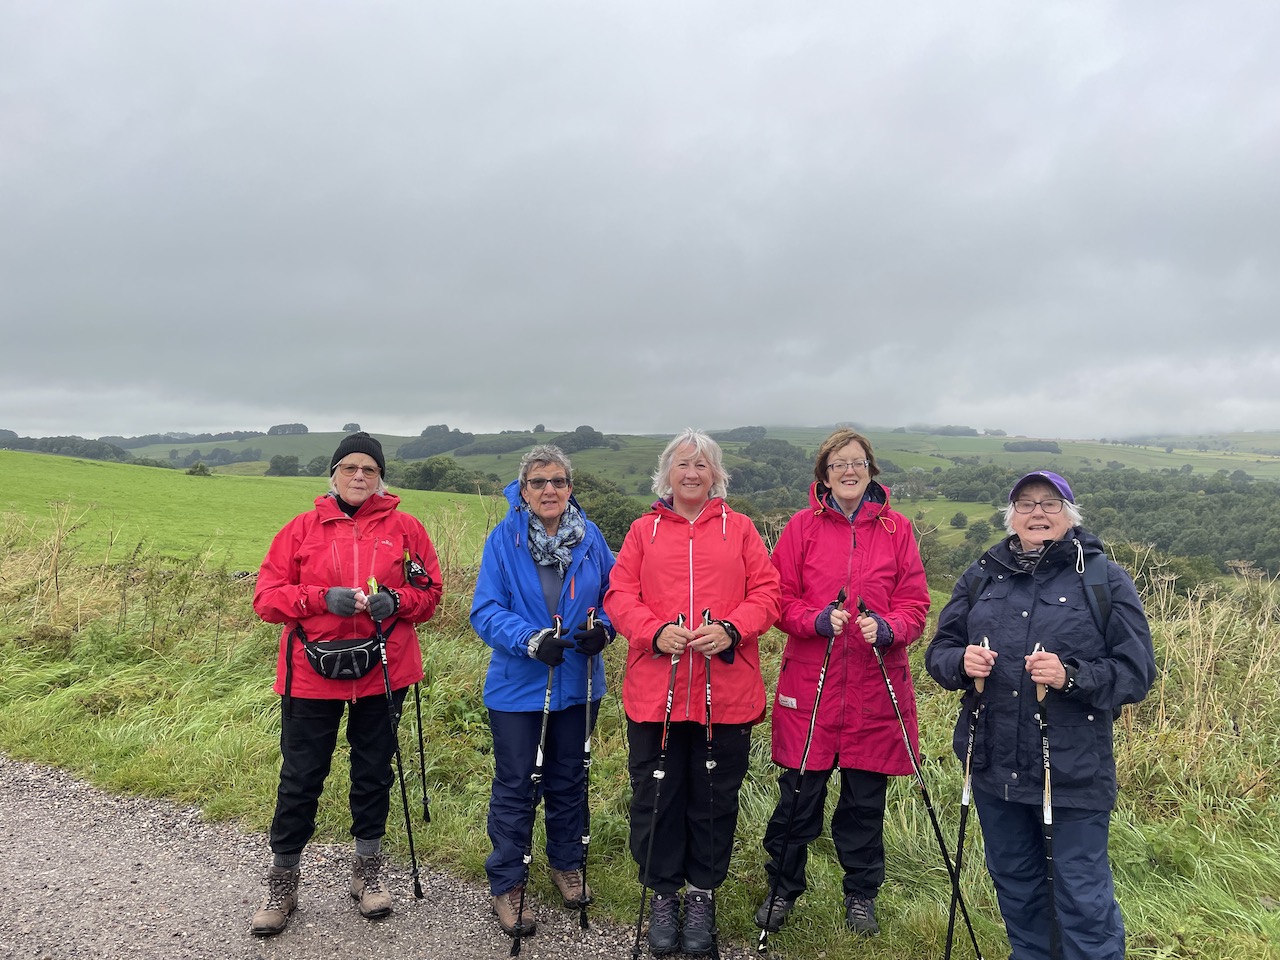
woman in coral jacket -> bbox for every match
[249,433,443,937]
[470,445,615,939]
[604,428,781,958]
[754,428,929,939]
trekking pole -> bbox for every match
[1033,642,1061,960]
[413,682,431,823]
[858,598,983,960]
[578,608,598,932]
[945,638,988,960]
[699,609,721,960]
[757,587,846,956]
[368,578,424,900]
[512,614,563,958]
[631,614,685,960]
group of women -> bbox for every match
[250,428,1155,960]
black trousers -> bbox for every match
[627,719,752,894]
[761,766,890,900]
[269,689,407,856]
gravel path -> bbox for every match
[0,755,759,960]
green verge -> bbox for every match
[0,499,1277,958]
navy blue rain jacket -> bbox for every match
[925,528,1155,811]
[470,479,615,712]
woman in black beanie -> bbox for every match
[249,432,443,936]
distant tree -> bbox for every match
[965,520,992,545]
[343,422,361,433]
[534,424,546,433]
[1003,440,1062,454]
[1165,445,1174,454]
[0,428,18,443]
[187,462,211,476]
[709,426,767,443]
[266,455,300,476]
[304,455,330,477]
[950,512,968,529]
[267,423,309,436]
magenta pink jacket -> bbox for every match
[768,481,930,775]
[254,491,443,700]
[604,498,781,726]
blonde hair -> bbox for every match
[652,428,730,499]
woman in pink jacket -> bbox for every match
[249,433,443,937]
[754,428,929,939]
[604,429,781,958]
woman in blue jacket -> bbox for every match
[926,471,1155,960]
[470,445,616,939]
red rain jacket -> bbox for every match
[768,481,930,774]
[604,498,781,726]
[254,492,443,700]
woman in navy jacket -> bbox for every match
[470,445,616,938]
[926,471,1155,960]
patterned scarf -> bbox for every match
[527,501,586,574]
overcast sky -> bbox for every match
[3,1,1277,442]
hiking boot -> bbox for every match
[647,891,681,956]
[250,865,300,937]
[549,867,593,907]
[754,892,795,932]
[350,854,393,919]
[492,885,536,938]
[681,890,717,956]
[844,894,879,935]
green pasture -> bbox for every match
[116,426,1280,495]
[0,454,1278,958]
[0,450,494,570]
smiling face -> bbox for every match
[333,454,381,507]
[823,440,871,513]
[522,462,572,534]
[1010,481,1073,550]
[667,443,714,516]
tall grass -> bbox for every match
[0,503,1277,958]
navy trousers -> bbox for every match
[974,787,1125,960]
[486,702,598,896]
[270,689,407,855]
[761,766,890,900]
[627,719,752,894]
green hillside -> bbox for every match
[117,426,1280,490]
[0,451,492,570]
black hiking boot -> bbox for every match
[647,891,681,956]
[844,893,879,935]
[681,890,717,956]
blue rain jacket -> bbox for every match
[471,479,615,712]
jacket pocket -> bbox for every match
[1040,709,1108,790]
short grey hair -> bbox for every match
[1003,498,1084,536]
[652,428,730,499]
[519,444,573,485]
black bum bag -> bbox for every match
[289,623,396,681]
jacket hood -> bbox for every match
[985,525,1106,574]
[808,479,890,517]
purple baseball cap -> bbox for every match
[1009,470,1074,503]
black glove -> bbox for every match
[573,619,610,657]
[528,628,573,667]
[366,587,400,622]
[325,587,359,617]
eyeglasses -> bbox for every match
[827,459,871,473]
[525,477,569,490]
[337,464,380,478]
[1011,498,1065,515]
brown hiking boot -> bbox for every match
[250,865,300,937]
[491,884,536,937]
[350,854,393,919]
[549,867,593,907]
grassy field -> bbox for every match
[0,457,1277,958]
[113,425,1280,493]
[0,450,496,570]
